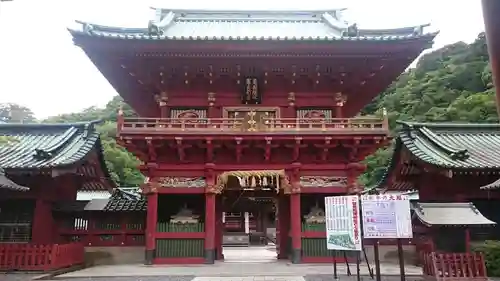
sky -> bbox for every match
[0,0,487,119]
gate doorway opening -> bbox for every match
[215,171,291,263]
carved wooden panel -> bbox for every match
[224,107,278,131]
[170,109,207,121]
[300,176,347,187]
[297,109,332,122]
[158,177,205,188]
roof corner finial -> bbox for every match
[148,20,161,36]
[342,23,358,37]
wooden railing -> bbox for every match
[117,116,389,134]
[422,252,488,281]
[56,214,145,247]
[0,243,84,271]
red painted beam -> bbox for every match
[301,187,347,194]
[156,188,205,194]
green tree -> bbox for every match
[359,32,497,187]
[0,103,36,123]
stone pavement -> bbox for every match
[55,262,422,278]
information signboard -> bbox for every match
[361,194,412,239]
[324,195,362,251]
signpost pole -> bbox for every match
[332,250,338,279]
[343,251,352,275]
[356,251,361,281]
[397,239,406,281]
[373,239,382,281]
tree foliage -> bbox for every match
[0,103,36,123]
[359,32,497,187]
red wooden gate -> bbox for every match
[0,243,84,271]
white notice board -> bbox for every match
[324,195,362,251]
[361,194,413,239]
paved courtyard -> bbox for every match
[3,246,482,281]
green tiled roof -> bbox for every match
[398,122,500,169]
[372,121,500,190]
[54,187,145,212]
[69,9,438,42]
[0,121,116,190]
[0,121,101,169]
[103,188,146,212]
[480,178,500,190]
[0,168,28,191]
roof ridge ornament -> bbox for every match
[343,23,359,37]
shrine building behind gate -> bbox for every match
[0,121,116,271]
[372,121,500,259]
[69,8,437,264]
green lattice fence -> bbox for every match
[155,239,204,258]
[156,223,204,232]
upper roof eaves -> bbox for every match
[0,121,102,169]
[69,8,437,42]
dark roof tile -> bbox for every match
[0,121,117,190]
[413,202,496,226]
[103,188,146,212]
[372,121,500,191]
[0,168,28,191]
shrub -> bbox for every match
[472,240,500,277]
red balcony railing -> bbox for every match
[117,116,389,135]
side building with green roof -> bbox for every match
[0,121,116,245]
[372,121,499,255]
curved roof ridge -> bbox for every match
[397,120,500,129]
[150,8,348,14]
[0,120,103,129]
[418,127,469,161]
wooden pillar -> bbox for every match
[482,0,500,117]
[277,195,290,259]
[290,193,302,264]
[205,193,216,264]
[215,196,223,260]
[145,192,158,265]
[465,228,471,252]
[31,199,54,244]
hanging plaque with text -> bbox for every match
[242,77,260,104]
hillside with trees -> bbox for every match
[0,32,495,187]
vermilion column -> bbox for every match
[32,199,54,244]
[145,192,158,265]
[277,195,290,259]
[215,196,223,260]
[205,193,216,264]
[482,0,500,117]
[290,193,302,264]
